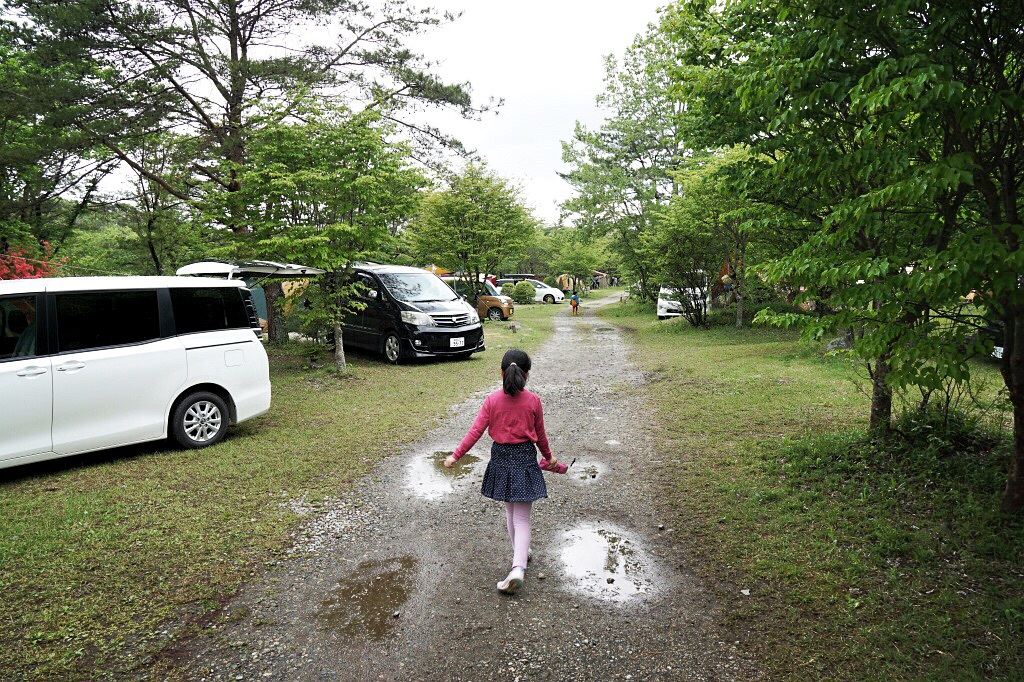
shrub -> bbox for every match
[500,283,515,297]
[512,281,535,304]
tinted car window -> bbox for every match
[56,290,160,352]
[0,296,38,359]
[378,272,457,303]
[356,274,380,299]
[171,287,249,334]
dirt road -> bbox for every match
[171,293,762,681]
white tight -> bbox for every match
[504,501,532,569]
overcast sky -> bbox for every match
[406,1,665,225]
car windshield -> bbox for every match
[378,272,458,303]
[526,280,546,288]
[482,280,500,296]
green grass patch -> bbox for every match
[602,301,1021,680]
[0,303,560,679]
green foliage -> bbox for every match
[660,0,1024,508]
[511,281,536,305]
[560,27,684,301]
[0,39,120,248]
[603,299,1020,679]
[60,222,149,276]
[409,162,537,292]
[3,0,484,278]
[198,101,424,354]
[500,283,515,297]
[549,227,602,292]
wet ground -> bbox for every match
[170,293,763,681]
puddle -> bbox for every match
[405,450,480,500]
[560,523,653,602]
[317,556,417,641]
[571,461,605,482]
[556,326,572,332]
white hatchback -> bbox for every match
[0,277,271,470]
[497,279,565,304]
[657,286,711,320]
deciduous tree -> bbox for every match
[560,25,683,303]
[212,103,424,368]
[410,163,537,303]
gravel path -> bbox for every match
[169,293,763,681]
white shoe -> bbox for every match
[497,567,525,594]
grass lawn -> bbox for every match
[600,301,1023,680]
[0,302,561,679]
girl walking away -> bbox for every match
[444,349,560,594]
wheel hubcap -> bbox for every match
[183,401,222,442]
[386,337,399,361]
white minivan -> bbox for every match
[0,276,271,470]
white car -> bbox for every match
[0,276,272,469]
[657,286,710,320]
[497,279,565,304]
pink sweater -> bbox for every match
[452,389,553,461]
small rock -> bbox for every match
[657,524,665,531]
[537,572,546,580]
[392,610,400,618]
[607,577,615,584]
[740,589,750,596]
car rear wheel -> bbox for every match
[383,332,402,364]
[171,391,229,448]
[487,307,504,321]
[543,294,555,303]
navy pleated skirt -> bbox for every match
[481,441,548,503]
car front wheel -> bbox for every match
[383,333,402,364]
[171,392,229,448]
[544,294,555,303]
[487,307,504,321]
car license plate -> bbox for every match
[450,337,465,348]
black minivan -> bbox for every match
[342,263,485,363]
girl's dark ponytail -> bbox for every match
[501,349,531,396]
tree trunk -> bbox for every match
[264,282,287,342]
[734,242,746,329]
[333,322,347,373]
[1001,312,1024,512]
[144,216,162,275]
[734,269,744,329]
[869,355,892,433]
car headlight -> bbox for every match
[468,308,480,324]
[401,311,435,326]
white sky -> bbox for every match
[406,1,665,225]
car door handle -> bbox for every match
[16,366,49,377]
[56,361,86,372]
